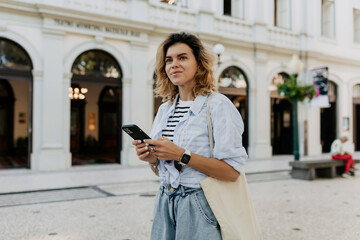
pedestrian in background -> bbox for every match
[330,136,356,178]
[132,32,247,239]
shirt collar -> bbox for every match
[190,94,209,116]
[165,94,180,116]
[165,93,210,116]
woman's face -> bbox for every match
[165,43,198,89]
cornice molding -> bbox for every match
[306,51,360,68]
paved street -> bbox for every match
[0,167,359,240]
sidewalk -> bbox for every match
[0,152,359,194]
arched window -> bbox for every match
[218,66,248,149]
[219,66,247,93]
[71,50,122,83]
[70,50,122,165]
[0,38,32,70]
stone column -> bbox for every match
[63,72,72,164]
[248,51,272,159]
[30,70,43,169]
[31,29,71,170]
[248,0,272,159]
[307,106,322,156]
[121,41,149,166]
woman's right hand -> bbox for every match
[132,140,158,164]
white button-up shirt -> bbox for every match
[150,93,248,188]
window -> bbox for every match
[274,0,291,29]
[219,66,247,90]
[321,0,335,39]
[0,38,32,70]
[353,84,360,97]
[354,9,360,43]
[223,0,245,19]
[71,50,121,79]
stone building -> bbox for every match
[0,0,359,170]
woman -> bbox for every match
[132,32,247,239]
[330,136,355,178]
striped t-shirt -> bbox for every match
[162,99,193,141]
[162,99,193,170]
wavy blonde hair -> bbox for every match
[154,32,216,103]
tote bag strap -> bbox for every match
[207,92,215,158]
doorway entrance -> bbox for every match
[321,81,337,153]
[218,66,249,150]
[0,80,15,155]
[353,84,360,151]
[70,50,122,165]
[270,72,293,155]
[0,38,32,169]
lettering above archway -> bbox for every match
[54,19,141,38]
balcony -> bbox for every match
[214,16,252,41]
[149,2,197,30]
[267,27,300,49]
[9,0,128,18]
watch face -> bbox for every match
[181,154,191,164]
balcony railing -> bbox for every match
[64,0,127,15]
[13,0,128,17]
[149,3,197,30]
[214,16,252,41]
[267,27,300,49]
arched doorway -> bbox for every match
[70,50,122,165]
[321,81,337,152]
[270,72,293,155]
[0,81,15,155]
[98,86,121,161]
[153,72,162,119]
[0,38,32,168]
[353,84,360,151]
[218,66,248,150]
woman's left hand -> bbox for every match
[144,137,184,161]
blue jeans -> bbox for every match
[151,185,222,240]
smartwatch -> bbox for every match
[179,149,191,165]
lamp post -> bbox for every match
[213,43,225,66]
[288,54,303,161]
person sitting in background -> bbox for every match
[330,136,355,178]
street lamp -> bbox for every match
[288,54,303,161]
[213,43,225,66]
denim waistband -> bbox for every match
[160,184,202,197]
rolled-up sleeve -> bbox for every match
[210,94,248,174]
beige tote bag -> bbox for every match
[200,93,263,240]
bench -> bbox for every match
[289,159,360,180]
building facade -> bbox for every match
[0,0,359,170]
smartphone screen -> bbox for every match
[122,124,151,142]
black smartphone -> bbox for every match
[122,124,151,142]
